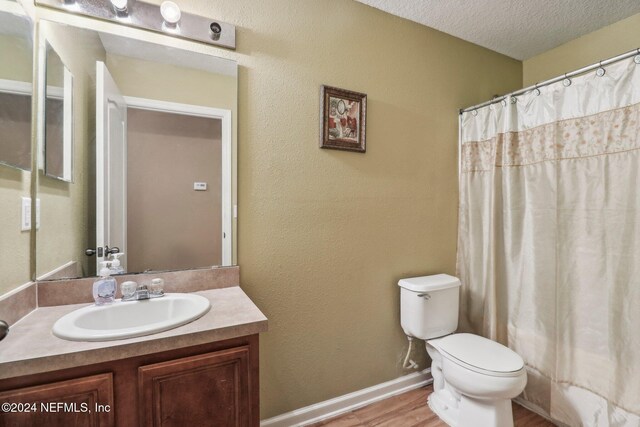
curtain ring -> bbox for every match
[562,73,571,87]
[472,109,478,116]
[634,48,640,64]
[596,61,606,77]
[533,84,541,96]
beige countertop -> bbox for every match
[0,286,267,380]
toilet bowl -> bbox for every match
[426,333,526,427]
[398,275,527,427]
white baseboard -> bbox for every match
[514,397,563,426]
[261,369,432,427]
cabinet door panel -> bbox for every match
[0,373,114,427]
[138,346,250,427]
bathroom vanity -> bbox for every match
[0,1,258,425]
[0,268,267,427]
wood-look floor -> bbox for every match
[308,385,554,427]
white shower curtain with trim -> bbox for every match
[457,56,640,427]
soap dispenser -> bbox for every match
[109,253,125,275]
[93,261,116,305]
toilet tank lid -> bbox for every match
[434,333,524,374]
[398,274,460,292]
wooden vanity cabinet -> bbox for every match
[0,373,114,426]
[0,334,259,427]
[138,346,251,427]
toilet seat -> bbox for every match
[428,333,525,377]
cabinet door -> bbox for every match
[0,373,114,427]
[138,346,250,427]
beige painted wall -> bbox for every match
[36,22,106,279]
[127,109,222,271]
[0,34,32,82]
[0,166,31,296]
[154,0,521,418]
[0,29,32,296]
[523,12,640,86]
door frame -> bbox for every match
[96,62,128,271]
[123,96,233,266]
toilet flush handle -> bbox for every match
[417,293,431,300]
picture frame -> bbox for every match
[320,85,367,153]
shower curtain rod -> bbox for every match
[460,47,640,114]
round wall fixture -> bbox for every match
[160,1,182,25]
[209,22,222,40]
[110,0,127,13]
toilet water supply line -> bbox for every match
[402,336,419,370]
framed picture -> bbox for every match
[320,85,367,152]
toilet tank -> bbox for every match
[398,274,461,340]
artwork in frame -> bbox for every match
[320,85,367,152]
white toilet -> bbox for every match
[399,274,527,427]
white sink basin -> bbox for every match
[52,293,211,342]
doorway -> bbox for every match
[126,107,222,271]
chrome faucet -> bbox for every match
[121,280,164,302]
[135,284,150,300]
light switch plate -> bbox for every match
[36,198,41,229]
[21,197,31,231]
[194,182,207,191]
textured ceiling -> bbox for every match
[355,0,640,60]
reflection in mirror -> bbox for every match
[44,41,73,182]
[0,8,32,172]
[0,3,33,297]
[35,20,237,283]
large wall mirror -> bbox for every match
[0,1,33,296]
[35,19,238,282]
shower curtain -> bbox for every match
[457,56,640,426]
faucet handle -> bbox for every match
[121,281,137,300]
[150,278,165,296]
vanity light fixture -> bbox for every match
[38,0,235,49]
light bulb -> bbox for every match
[110,0,127,13]
[161,1,181,25]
